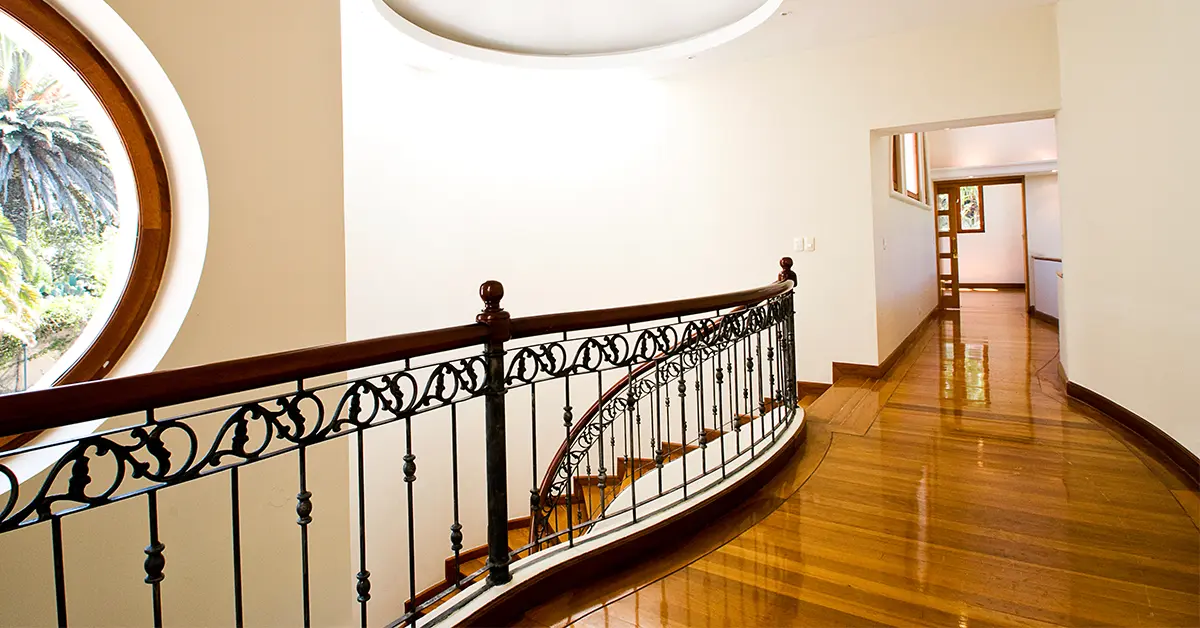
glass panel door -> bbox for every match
[934,187,960,308]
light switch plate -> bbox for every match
[793,237,804,252]
[804,237,816,252]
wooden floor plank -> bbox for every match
[514,291,1199,628]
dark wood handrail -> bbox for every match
[0,258,798,441]
[1031,255,1063,263]
[0,325,489,437]
[509,280,793,339]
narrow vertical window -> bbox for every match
[903,133,921,200]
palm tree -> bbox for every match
[0,35,117,241]
[0,215,40,345]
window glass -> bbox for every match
[0,16,131,393]
[959,185,983,232]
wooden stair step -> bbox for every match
[616,456,655,480]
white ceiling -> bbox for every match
[690,0,1057,69]
[382,0,770,55]
[376,0,1057,70]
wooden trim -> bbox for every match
[1030,309,1059,327]
[796,381,832,397]
[833,308,938,381]
[960,283,1025,290]
[0,270,796,437]
[1031,255,1063,263]
[0,324,490,437]
[507,516,532,531]
[1,0,172,447]
[1066,381,1199,489]
[938,175,1026,187]
[459,420,808,626]
[1018,176,1030,311]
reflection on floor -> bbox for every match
[518,292,1200,627]
[957,288,1027,311]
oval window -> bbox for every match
[0,1,169,418]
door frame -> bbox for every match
[933,176,1030,310]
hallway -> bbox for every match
[521,292,1200,627]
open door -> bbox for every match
[934,184,961,308]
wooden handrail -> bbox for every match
[1031,255,1063,263]
[0,258,798,441]
[0,325,489,437]
[509,280,793,340]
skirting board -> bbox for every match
[960,283,1025,290]
[832,309,938,381]
[1031,309,1059,327]
[1066,381,1199,489]
[797,381,832,397]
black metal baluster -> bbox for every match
[653,360,664,495]
[528,384,538,552]
[355,431,371,628]
[625,364,638,522]
[596,372,607,518]
[231,467,244,628]
[297,446,312,628]
[756,330,766,439]
[715,354,726,479]
[144,491,166,628]
[51,516,67,628]
[663,362,672,481]
[677,362,688,500]
[731,342,741,455]
[768,315,779,433]
[696,349,706,474]
[403,414,417,619]
[563,373,574,547]
[449,403,463,580]
[739,336,748,453]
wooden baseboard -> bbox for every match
[832,308,938,381]
[796,381,832,397]
[460,421,808,626]
[1031,309,1059,327]
[1066,381,1198,489]
[960,283,1025,290]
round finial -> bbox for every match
[778,257,797,284]
[479,280,505,313]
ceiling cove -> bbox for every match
[375,0,782,68]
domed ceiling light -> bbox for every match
[375,0,783,68]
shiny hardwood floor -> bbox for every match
[517,291,1200,627]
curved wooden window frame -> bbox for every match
[1,0,171,447]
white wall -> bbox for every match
[1057,0,1200,455]
[343,0,1060,602]
[957,183,1026,285]
[1025,173,1061,313]
[0,0,351,626]
[871,136,937,361]
[927,118,1057,169]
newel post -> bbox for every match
[778,257,797,285]
[478,280,513,585]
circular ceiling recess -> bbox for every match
[377,0,780,67]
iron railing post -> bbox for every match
[478,280,513,586]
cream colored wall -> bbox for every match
[926,119,1058,169]
[0,0,351,625]
[343,0,1060,603]
[1056,0,1200,455]
[871,136,938,362]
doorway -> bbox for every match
[933,176,1028,310]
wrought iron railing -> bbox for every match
[0,259,798,628]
